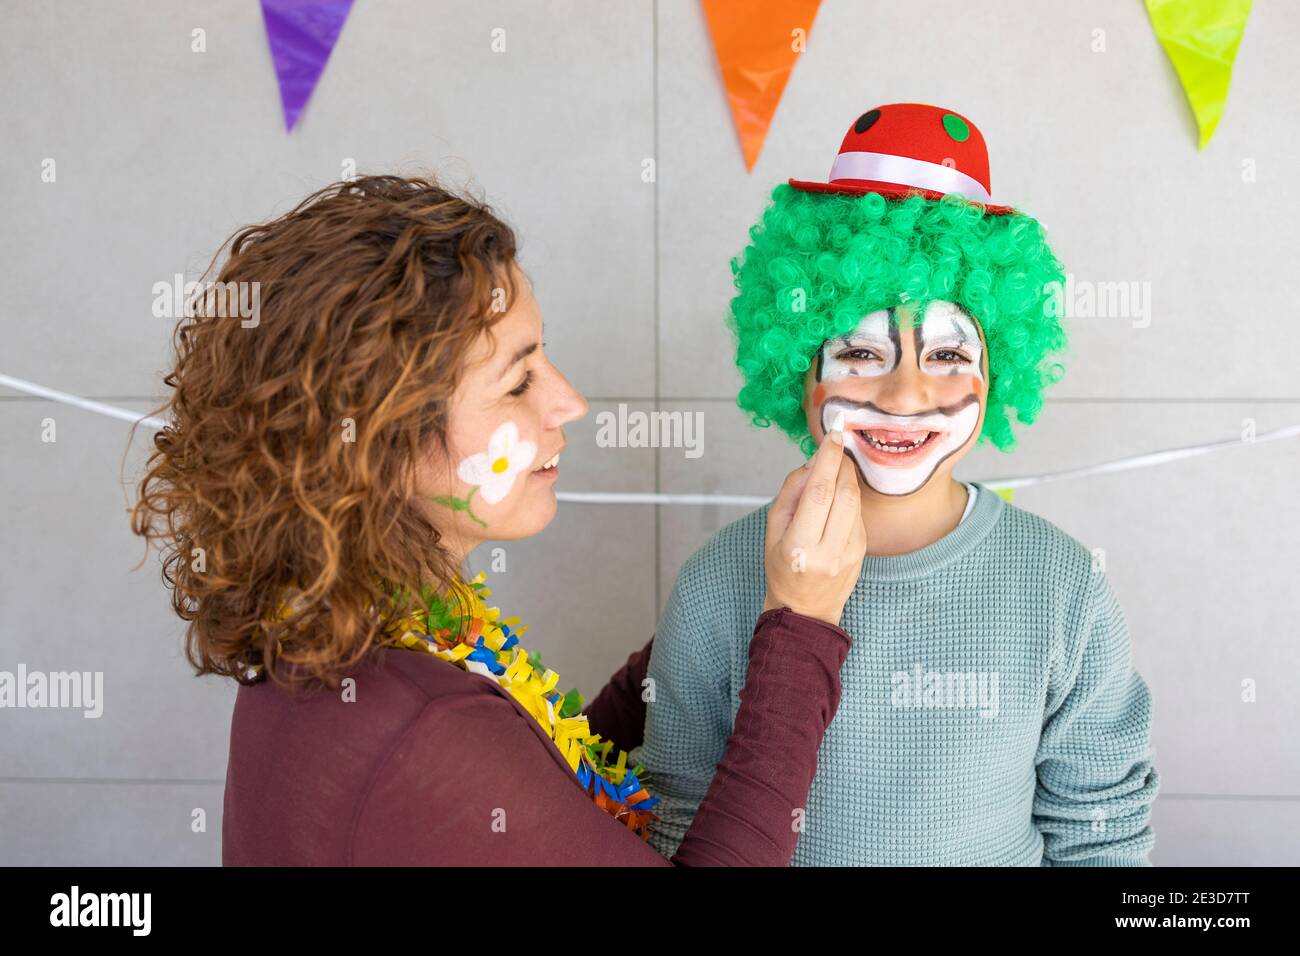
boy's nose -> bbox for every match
[873,359,935,416]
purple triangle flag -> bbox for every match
[261,0,355,132]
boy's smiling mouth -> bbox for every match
[853,426,942,463]
[820,395,979,494]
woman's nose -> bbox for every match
[545,366,588,427]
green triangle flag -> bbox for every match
[1145,0,1253,149]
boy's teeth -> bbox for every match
[539,453,560,469]
[859,429,933,453]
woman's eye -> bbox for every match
[837,348,878,362]
[508,370,534,397]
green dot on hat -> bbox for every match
[942,113,970,142]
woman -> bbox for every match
[131,175,867,866]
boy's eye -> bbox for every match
[837,347,879,362]
[508,370,533,397]
[929,349,970,364]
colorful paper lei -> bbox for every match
[259,573,659,838]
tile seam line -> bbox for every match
[652,0,662,619]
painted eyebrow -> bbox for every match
[831,333,892,347]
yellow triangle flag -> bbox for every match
[1144,0,1253,150]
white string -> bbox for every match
[555,421,1300,505]
[0,373,168,431]
[2,370,1296,504]
[557,491,773,506]
[980,423,1300,490]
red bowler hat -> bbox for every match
[789,103,1015,215]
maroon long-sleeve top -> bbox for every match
[222,607,849,866]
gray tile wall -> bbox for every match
[1,0,1295,865]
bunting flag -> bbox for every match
[1144,0,1253,150]
[702,0,821,171]
[261,0,355,132]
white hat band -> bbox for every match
[828,150,992,203]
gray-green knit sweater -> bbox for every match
[637,482,1159,866]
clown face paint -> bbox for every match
[813,300,985,496]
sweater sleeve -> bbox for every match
[670,607,850,866]
[638,564,735,859]
[584,637,654,753]
[1032,568,1160,866]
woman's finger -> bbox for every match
[766,462,812,543]
[822,455,863,560]
[787,424,847,547]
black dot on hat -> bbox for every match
[854,109,881,134]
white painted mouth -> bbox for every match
[821,397,979,496]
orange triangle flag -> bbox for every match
[702,0,822,172]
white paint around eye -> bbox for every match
[917,300,983,381]
[818,308,899,381]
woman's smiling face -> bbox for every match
[803,299,989,496]
[419,266,587,545]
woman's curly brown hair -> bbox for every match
[131,174,521,689]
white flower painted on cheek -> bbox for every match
[456,421,537,504]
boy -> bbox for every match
[639,104,1159,866]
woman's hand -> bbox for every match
[762,420,868,626]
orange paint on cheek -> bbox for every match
[812,384,827,408]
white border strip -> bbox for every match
[828,151,992,203]
[3,370,1296,503]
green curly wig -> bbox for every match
[728,184,1069,455]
